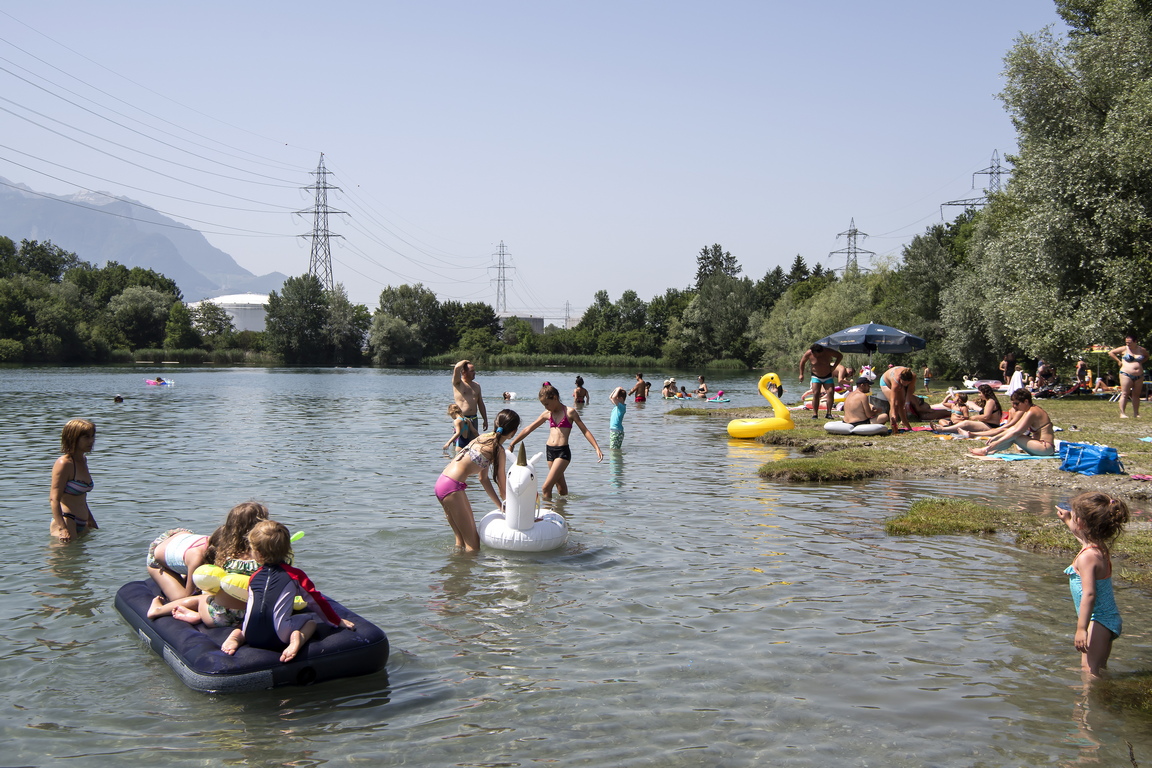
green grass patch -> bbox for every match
[758,447,922,482]
[886,498,1009,535]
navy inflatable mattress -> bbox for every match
[115,580,388,693]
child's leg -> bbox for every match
[281,620,317,663]
[439,492,480,552]
[543,457,570,498]
[147,594,200,619]
[1082,621,1114,676]
[221,629,244,655]
[158,595,204,622]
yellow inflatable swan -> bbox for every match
[727,373,795,438]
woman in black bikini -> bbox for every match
[50,419,98,544]
[573,376,589,405]
[509,383,603,502]
[1109,333,1147,419]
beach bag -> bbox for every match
[1058,442,1123,476]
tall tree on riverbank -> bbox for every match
[265,274,329,364]
[950,0,1152,364]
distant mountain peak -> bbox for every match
[0,177,285,301]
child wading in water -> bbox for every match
[443,403,473,454]
[1057,492,1130,677]
[222,520,354,663]
[608,387,627,449]
[510,382,603,501]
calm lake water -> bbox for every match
[2,366,1150,766]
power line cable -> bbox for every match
[0,143,295,213]
[0,11,319,160]
[0,178,292,237]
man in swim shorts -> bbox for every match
[628,372,648,403]
[841,378,889,426]
[452,359,488,434]
[799,343,843,419]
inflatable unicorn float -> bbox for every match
[478,444,569,552]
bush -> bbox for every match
[0,338,23,362]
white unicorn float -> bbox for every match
[478,444,569,552]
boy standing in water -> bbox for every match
[628,372,648,403]
[608,387,627,449]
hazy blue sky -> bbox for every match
[1,1,1065,322]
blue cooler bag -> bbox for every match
[1058,442,1123,476]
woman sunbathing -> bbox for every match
[934,384,1003,434]
[969,389,1055,456]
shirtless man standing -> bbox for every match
[452,360,488,436]
[798,343,843,419]
[628,372,649,403]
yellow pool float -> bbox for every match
[727,373,795,438]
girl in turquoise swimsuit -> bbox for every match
[49,419,98,544]
[1057,492,1130,677]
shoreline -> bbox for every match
[675,399,1152,506]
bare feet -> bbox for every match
[146,596,167,619]
[970,447,988,456]
[957,428,971,438]
[171,605,202,625]
[221,631,242,655]
[281,630,305,662]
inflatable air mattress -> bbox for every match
[115,580,388,693]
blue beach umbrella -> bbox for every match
[814,322,926,358]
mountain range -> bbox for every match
[0,177,286,301]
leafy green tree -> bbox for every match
[368,313,421,365]
[326,284,371,365]
[442,300,501,348]
[753,275,873,373]
[105,285,174,349]
[500,316,538,353]
[265,273,329,364]
[695,244,741,290]
[576,290,619,334]
[754,266,789,313]
[613,290,647,332]
[163,301,201,349]
[0,240,80,282]
[646,287,695,340]
[678,274,757,364]
[191,301,236,349]
[957,0,1152,362]
[375,284,450,354]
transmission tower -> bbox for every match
[489,241,514,313]
[298,153,344,292]
[829,218,875,273]
[942,150,1006,213]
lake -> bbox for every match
[2,365,1149,766]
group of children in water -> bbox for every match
[437,377,621,553]
[142,502,354,662]
[51,385,1136,675]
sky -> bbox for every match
[0,1,1067,324]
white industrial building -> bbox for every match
[188,293,269,332]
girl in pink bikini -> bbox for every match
[434,409,520,552]
[509,383,603,502]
